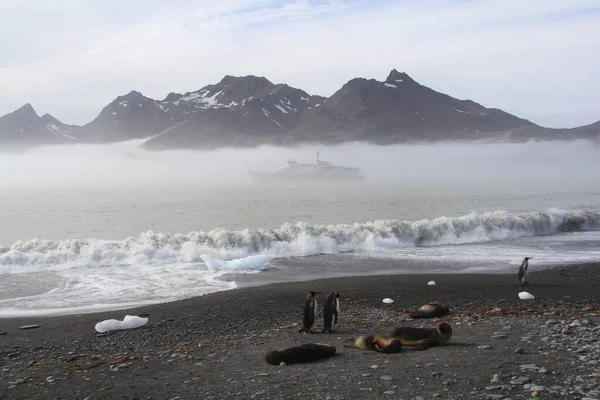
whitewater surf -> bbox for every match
[1,207,600,317]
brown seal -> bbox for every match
[390,321,453,350]
[342,334,403,353]
[409,302,450,319]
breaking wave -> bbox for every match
[1,208,598,274]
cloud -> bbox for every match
[0,0,599,128]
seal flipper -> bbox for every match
[409,339,437,351]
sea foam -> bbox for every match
[1,208,598,274]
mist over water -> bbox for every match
[0,138,599,190]
[1,139,600,316]
[0,138,598,246]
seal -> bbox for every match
[409,302,450,319]
[342,334,403,353]
[264,343,336,365]
[390,321,453,351]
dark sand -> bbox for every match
[1,262,599,399]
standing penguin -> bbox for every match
[517,257,533,285]
[299,291,320,333]
[322,292,341,333]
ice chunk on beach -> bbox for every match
[200,254,276,273]
[95,315,148,333]
[382,298,394,304]
[427,281,436,286]
[518,291,535,300]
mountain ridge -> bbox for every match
[1,69,599,150]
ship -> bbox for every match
[249,151,365,182]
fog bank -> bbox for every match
[0,139,598,191]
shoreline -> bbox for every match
[0,259,592,321]
[1,262,599,399]
[0,260,598,327]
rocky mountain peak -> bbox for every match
[216,74,274,102]
[2,67,595,149]
[163,92,181,102]
[40,113,58,123]
[219,74,272,87]
[385,69,415,84]
[115,90,147,102]
[13,103,39,118]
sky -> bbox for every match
[1,0,599,128]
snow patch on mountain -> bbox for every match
[274,104,289,114]
[45,123,76,140]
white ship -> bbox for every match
[249,151,365,182]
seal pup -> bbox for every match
[322,292,340,333]
[299,291,320,333]
[390,321,453,351]
[517,256,533,285]
[342,334,402,353]
[409,301,450,319]
[265,343,336,365]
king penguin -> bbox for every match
[299,291,320,333]
[322,292,341,333]
[517,257,533,285]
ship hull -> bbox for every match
[249,170,365,183]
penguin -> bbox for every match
[517,256,533,285]
[321,292,340,333]
[299,291,320,333]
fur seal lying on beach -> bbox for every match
[390,321,453,350]
[409,301,450,319]
[299,291,320,333]
[342,334,403,353]
[322,292,340,333]
[264,343,336,365]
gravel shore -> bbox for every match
[1,262,599,400]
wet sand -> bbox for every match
[1,262,599,399]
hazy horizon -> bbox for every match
[1,139,599,190]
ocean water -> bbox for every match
[1,139,600,317]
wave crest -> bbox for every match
[1,208,598,273]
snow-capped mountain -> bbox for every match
[291,69,536,145]
[141,75,327,149]
[0,104,75,148]
[1,69,599,150]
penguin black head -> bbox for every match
[307,291,320,297]
[524,257,533,261]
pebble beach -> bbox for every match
[1,262,599,400]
